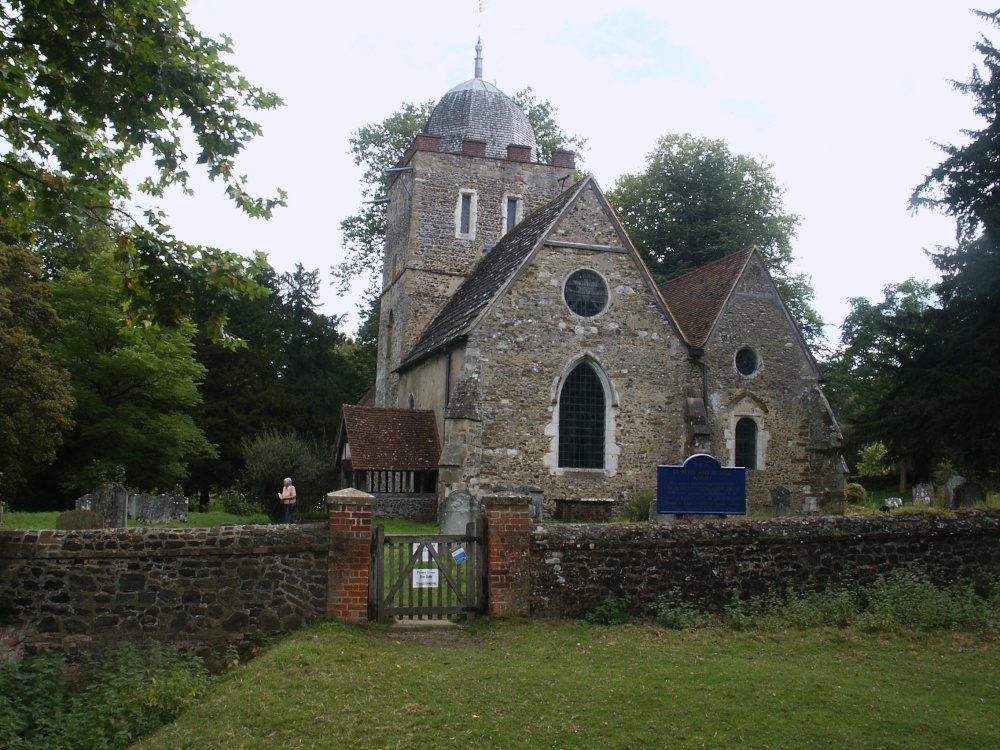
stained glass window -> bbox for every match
[559,362,605,469]
[564,269,608,318]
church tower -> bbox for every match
[375,42,577,407]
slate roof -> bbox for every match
[397,178,591,372]
[340,406,440,471]
[425,80,538,161]
[657,248,755,348]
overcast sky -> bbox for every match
[132,1,987,346]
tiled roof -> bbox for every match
[425,84,538,161]
[658,248,754,348]
[341,406,440,471]
[397,178,590,371]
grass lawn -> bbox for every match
[134,619,1000,750]
[1,512,436,533]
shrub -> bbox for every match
[857,442,891,477]
[0,645,210,750]
[844,483,867,506]
[216,486,263,517]
[616,489,654,522]
[241,430,334,521]
[585,595,631,625]
[655,592,708,629]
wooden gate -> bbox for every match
[369,521,485,622]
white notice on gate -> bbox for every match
[412,568,439,588]
[411,542,438,562]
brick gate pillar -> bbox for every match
[482,492,532,618]
[326,488,375,624]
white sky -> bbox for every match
[132,1,986,347]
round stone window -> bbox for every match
[564,269,609,318]
[735,347,759,376]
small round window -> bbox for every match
[564,269,608,317]
[735,347,758,376]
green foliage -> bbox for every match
[0,243,75,503]
[215,487,263,517]
[615,489,654,522]
[654,592,709,629]
[510,87,588,165]
[826,279,937,473]
[188,265,363,501]
[844,483,868,506]
[43,248,214,498]
[856,442,891,477]
[0,645,210,750]
[241,430,334,520]
[334,101,435,300]
[585,595,632,625]
[607,133,822,344]
[0,1,280,342]
[720,572,999,633]
[857,570,999,632]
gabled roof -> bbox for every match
[396,178,590,371]
[657,248,754,348]
[340,405,440,471]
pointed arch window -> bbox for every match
[558,362,606,469]
[735,418,758,470]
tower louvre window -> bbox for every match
[456,190,477,238]
[506,197,520,232]
[460,195,472,234]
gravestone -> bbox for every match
[953,481,986,509]
[913,483,933,506]
[75,482,128,528]
[771,486,791,517]
[944,476,966,509]
[55,509,105,530]
[128,493,188,524]
[657,454,746,516]
[439,490,479,535]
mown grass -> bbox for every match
[1,510,270,529]
[1,513,437,532]
[134,619,1000,750]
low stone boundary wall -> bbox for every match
[530,511,1000,618]
[0,524,329,659]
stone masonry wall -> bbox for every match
[464,186,693,505]
[0,524,329,658]
[530,511,1000,618]
[703,256,843,514]
[378,150,569,407]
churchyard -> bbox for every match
[134,618,999,750]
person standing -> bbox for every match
[279,477,297,523]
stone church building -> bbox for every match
[335,45,844,517]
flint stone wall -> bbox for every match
[0,524,328,658]
[374,493,437,521]
[530,511,1000,618]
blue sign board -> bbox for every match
[657,454,747,516]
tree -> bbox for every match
[607,133,822,344]
[511,88,588,165]
[40,249,215,501]
[333,91,587,303]
[0,243,75,502]
[900,9,1000,476]
[333,101,435,300]
[0,0,281,340]
[824,280,937,476]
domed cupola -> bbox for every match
[424,40,538,161]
